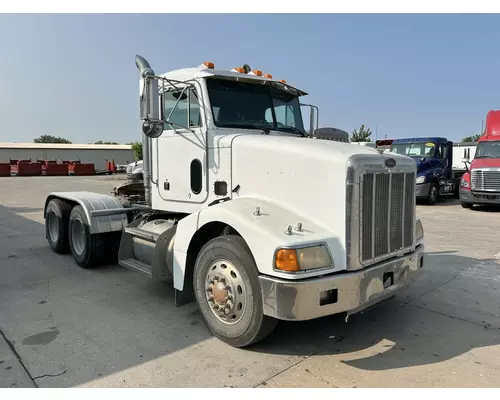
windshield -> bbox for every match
[390,142,436,157]
[206,78,306,135]
[475,141,500,158]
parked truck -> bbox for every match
[42,56,425,348]
[389,137,468,204]
[460,110,500,209]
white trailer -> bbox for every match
[452,142,477,170]
[42,56,425,348]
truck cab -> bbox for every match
[389,137,460,204]
[42,56,425,348]
[460,110,500,209]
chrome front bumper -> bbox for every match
[460,188,500,205]
[259,244,425,321]
[415,183,431,198]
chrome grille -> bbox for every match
[471,169,500,192]
[360,171,415,263]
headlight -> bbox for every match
[460,178,469,188]
[275,244,333,272]
[416,176,426,184]
[416,219,424,241]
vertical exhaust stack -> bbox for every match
[135,54,159,208]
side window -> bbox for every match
[189,89,201,128]
[275,105,296,127]
[265,104,297,127]
[163,88,201,131]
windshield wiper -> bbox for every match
[276,126,306,137]
[218,122,269,130]
[475,155,492,158]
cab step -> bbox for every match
[119,258,152,278]
[124,227,160,243]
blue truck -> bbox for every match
[389,137,467,205]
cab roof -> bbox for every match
[482,110,500,140]
[158,63,308,97]
[392,137,448,144]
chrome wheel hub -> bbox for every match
[71,218,86,256]
[205,260,246,324]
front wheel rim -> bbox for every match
[204,259,247,325]
[430,186,437,201]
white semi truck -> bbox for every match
[43,56,425,348]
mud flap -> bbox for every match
[175,286,195,307]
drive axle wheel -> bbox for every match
[68,205,105,269]
[194,235,278,348]
[45,198,72,254]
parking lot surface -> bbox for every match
[0,176,499,388]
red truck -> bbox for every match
[459,110,500,208]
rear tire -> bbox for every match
[193,235,278,348]
[45,199,72,254]
[68,205,105,269]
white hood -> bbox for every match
[228,133,379,236]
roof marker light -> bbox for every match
[263,73,273,79]
[202,61,215,69]
[248,69,263,76]
[231,67,246,73]
[280,79,287,84]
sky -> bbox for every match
[0,13,499,144]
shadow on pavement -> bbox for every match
[1,204,499,386]
[249,251,500,372]
[6,206,45,213]
[468,204,500,213]
[417,198,461,207]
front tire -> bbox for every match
[193,235,278,348]
[427,181,439,205]
[68,205,105,269]
[461,202,473,209]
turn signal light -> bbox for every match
[275,249,299,272]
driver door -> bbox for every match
[156,86,208,204]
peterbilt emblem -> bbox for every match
[385,158,396,168]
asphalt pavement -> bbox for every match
[0,176,499,388]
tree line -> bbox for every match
[31,125,483,164]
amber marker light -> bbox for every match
[275,249,300,272]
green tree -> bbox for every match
[127,141,143,161]
[462,133,481,142]
[94,140,120,145]
[34,134,72,144]
[350,124,372,142]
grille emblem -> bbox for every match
[384,158,396,168]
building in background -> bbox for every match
[313,127,350,142]
[0,143,135,172]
